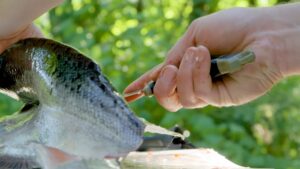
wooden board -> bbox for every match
[121,148,255,169]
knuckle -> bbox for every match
[187,19,203,42]
[186,46,197,53]
[196,45,209,55]
[157,97,180,112]
[166,64,179,72]
[167,106,180,112]
[179,98,197,108]
[156,97,169,108]
[253,32,280,55]
[194,88,208,98]
[166,50,173,59]
[190,18,201,30]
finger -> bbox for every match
[30,23,44,37]
[177,47,207,108]
[124,20,196,102]
[124,63,163,102]
[123,93,144,103]
[192,45,214,103]
[0,24,43,54]
[165,25,195,66]
[154,65,182,112]
[189,15,248,55]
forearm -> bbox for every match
[0,0,63,38]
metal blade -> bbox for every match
[123,89,143,98]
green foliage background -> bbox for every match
[1,0,300,168]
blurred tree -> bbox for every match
[190,0,219,21]
[1,0,299,168]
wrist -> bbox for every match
[268,3,300,77]
[248,4,300,77]
[275,28,300,77]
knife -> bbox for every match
[124,50,255,98]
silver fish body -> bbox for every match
[0,38,145,168]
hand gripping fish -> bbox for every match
[0,38,146,169]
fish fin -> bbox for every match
[0,107,37,136]
[32,143,77,169]
[55,158,119,169]
[34,144,119,169]
[139,118,185,139]
[0,154,41,169]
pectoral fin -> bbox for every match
[139,118,185,139]
[0,154,41,169]
[0,143,77,169]
[34,144,117,169]
[32,143,77,169]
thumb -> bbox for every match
[124,26,195,102]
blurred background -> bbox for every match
[1,0,300,168]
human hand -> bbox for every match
[0,24,43,54]
[0,0,63,53]
[124,5,300,112]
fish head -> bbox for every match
[0,38,145,159]
[0,43,37,102]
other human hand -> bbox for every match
[0,24,43,53]
[124,6,299,111]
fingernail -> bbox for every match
[193,56,202,71]
[193,48,204,69]
[195,55,203,63]
[184,50,194,61]
[195,46,205,63]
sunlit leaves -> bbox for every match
[0,0,298,168]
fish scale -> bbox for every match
[0,38,145,168]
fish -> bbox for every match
[0,38,145,169]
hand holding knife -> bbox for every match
[124,50,255,100]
